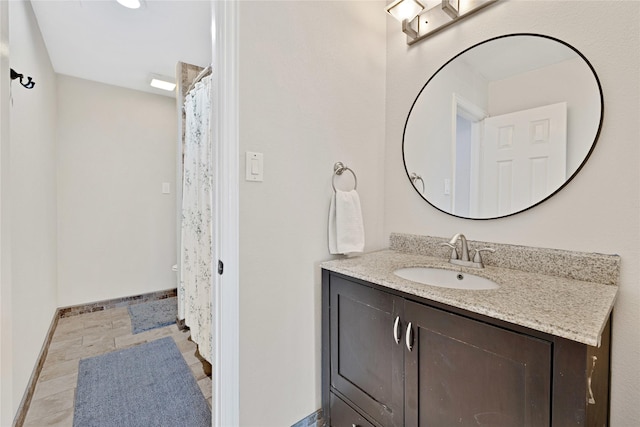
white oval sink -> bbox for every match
[393,267,499,290]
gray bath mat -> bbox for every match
[73,336,211,427]
[128,297,177,334]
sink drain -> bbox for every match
[457,273,464,280]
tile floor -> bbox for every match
[22,306,212,427]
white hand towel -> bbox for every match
[328,190,365,255]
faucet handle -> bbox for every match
[472,248,496,264]
[441,242,459,260]
[448,233,465,245]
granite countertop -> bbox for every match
[321,249,618,347]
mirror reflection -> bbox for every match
[403,34,603,219]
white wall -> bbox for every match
[385,1,639,424]
[7,0,59,418]
[404,58,489,212]
[238,1,386,425]
[0,1,12,424]
[57,75,177,306]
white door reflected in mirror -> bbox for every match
[460,102,567,218]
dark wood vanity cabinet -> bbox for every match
[328,274,405,426]
[404,299,551,427]
[322,270,611,427]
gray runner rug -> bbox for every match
[73,336,211,427]
[128,297,177,334]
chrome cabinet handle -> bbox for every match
[406,322,413,351]
[393,316,400,344]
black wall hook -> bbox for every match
[10,68,35,89]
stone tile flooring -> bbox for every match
[23,306,212,427]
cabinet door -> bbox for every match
[330,276,404,427]
[404,300,552,427]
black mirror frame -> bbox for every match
[402,33,604,220]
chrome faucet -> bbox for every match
[441,233,495,268]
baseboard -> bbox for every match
[13,288,178,426]
[13,308,60,427]
[291,409,324,427]
[58,288,177,318]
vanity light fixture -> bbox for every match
[149,74,176,92]
[386,0,500,45]
[116,0,141,9]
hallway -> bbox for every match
[22,306,212,426]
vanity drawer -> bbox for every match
[330,393,376,427]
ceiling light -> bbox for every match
[149,75,176,92]
[117,0,141,10]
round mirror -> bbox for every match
[403,34,603,219]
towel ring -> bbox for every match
[332,162,358,192]
[410,172,424,194]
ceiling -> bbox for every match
[30,0,212,98]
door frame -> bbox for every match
[211,0,240,426]
[450,93,486,216]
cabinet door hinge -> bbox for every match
[218,260,224,275]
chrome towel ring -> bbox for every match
[410,172,424,194]
[332,162,358,192]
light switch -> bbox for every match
[162,182,171,194]
[245,152,264,182]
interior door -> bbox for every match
[404,301,552,427]
[477,102,567,217]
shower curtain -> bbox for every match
[180,74,213,363]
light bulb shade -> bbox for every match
[386,0,425,22]
[117,0,141,9]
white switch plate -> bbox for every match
[245,152,264,182]
[162,182,171,194]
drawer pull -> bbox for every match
[393,316,400,344]
[406,322,413,351]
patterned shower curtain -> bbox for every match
[180,74,213,363]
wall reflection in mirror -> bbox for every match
[403,34,603,219]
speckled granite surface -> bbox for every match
[322,235,619,347]
[390,233,620,285]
